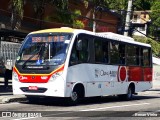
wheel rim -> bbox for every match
[71,91,78,101]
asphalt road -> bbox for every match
[0,89,160,120]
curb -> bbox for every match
[0,95,26,104]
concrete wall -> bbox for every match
[153,64,160,88]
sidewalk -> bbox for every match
[0,77,26,104]
[0,80,159,104]
[0,85,26,104]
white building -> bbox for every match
[131,11,151,37]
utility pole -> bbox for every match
[124,0,133,36]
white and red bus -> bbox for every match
[12,27,152,104]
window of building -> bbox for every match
[133,14,138,22]
[139,27,145,31]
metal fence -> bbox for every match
[0,41,21,70]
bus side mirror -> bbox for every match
[76,39,82,51]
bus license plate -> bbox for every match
[28,86,38,90]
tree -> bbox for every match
[82,0,129,32]
[133,0,155,10]
[10,0,24,30]
[149,1,160,39]
[83,0,112,32]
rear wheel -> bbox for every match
[118,86,133,100]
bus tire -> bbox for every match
[66,85,84,106]
[66,89,79,106]
[118,86,133,101]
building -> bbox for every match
[0,0,122,33]
[131,11,151,37]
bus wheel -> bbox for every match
[118,86,133,101]
[68,90,79,105]
[66,88,80,106]
[126,86,133,100]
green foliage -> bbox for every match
[72,10,84,29]
[149,1,160,36]
[43,0,71,24]
[12,0,24,18]
[133,35,160,57]
[133,0,153,10]
[150,2,160,25]
[83,0,127,10]
[71,9,81,20]
[50,0,68,10]
[73,20,84,29]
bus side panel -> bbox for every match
[143,67,152,81]
[128,67,143,81]
[66,64,122,97]
[135,82,152,92]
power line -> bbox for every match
[0,8,119,29]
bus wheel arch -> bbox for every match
[126,83,135,100]
[129,82,135,94]
[72,83,85,99]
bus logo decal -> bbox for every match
[19,76,27,80]
[95,69,100,78]
[41,76,48,80]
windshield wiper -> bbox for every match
[22,44,44,68]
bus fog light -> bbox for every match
[13,72,19,81]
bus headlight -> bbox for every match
[13,72,19,81]
[49,72,62,82]
[49,65,64,82]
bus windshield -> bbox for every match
[16,33,72,66]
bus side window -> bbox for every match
[102,41,108,63]
[78,38,88,62]
[70,40,78,65]
[127,45,137,66]
[70,36,89,65]
[136,47,140,65]
[142,48,150,67]
[110,42,119,64]
[95,39,103,63]
[94,38,108,64]
[119,44,125,65]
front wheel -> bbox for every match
[66,89,79,106]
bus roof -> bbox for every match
[95,32,151,47]
[30,27,75,34]
[29,27,151,47]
